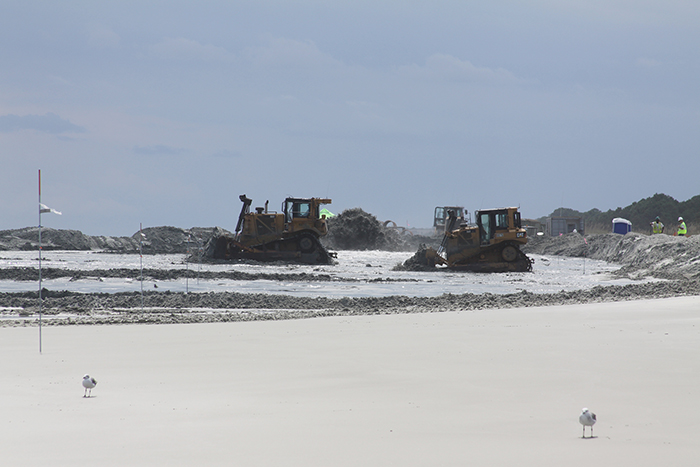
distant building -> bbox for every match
[546,216,584,236]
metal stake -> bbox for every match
[38,170,42,354]
[140,223,144,310]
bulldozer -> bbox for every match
[423,207,533,272]
[433,206,467,235]
[206,194,334,264]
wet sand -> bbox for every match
[2,296,699,466]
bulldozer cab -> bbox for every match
[282,197,332,235]
[284,199,312,222]
[477,208,525,245]
[434,206,466,233]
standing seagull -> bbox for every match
[579,408,597,438]
[82,374,97,398]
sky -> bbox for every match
[1,1,698,236]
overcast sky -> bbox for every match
[1,1,698,236]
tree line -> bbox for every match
[540,193,700,234]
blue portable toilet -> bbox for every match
[612,218,632,235]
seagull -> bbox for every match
[82,374,97,397]
[579,408,597,438]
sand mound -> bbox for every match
[138,226,215,255]
[0,227,218,254]
[322,208,436,252]
[524,232,700,280]
[0,227,137,252]
[392,245,435,271]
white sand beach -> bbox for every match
[2,296,699,466]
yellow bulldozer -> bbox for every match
[433,205,466,235]
[424,207,533,272]
[206,194,334,264]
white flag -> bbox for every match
[39,203,62,215]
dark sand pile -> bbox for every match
[0,266,339,283]
[322,208,437,252]
[0,226,218,254]
[139,226,215,255]
[392,245,435,271]
[0,227,138,252]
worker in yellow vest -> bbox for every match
[677,217,687,236]
[650,216,664,234]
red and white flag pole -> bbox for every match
[38,170,42,353]
[37,169,61,354]
[140,223,145,309]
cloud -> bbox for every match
[244,38,343,69]
[0,113,86,133]
[133,145,185,156]
[149,37,232,61]
[399,54,522,84]
[86,23,121,49]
